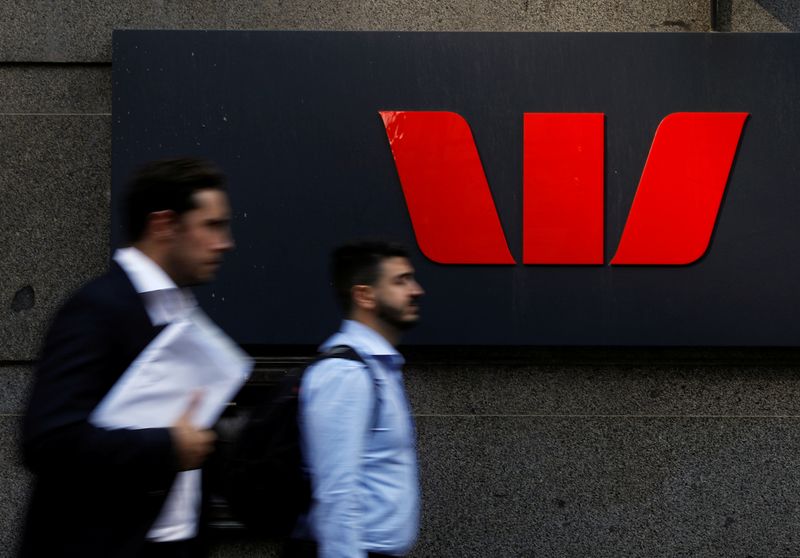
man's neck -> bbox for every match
[130,241,174,284]
[350,312,400,348]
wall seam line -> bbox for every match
[0,113,111,116]
[414,414,800,418]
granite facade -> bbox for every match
[2,1,799,556]
[0,115,111,361]
[1,1,713,62]
[0,416,30,558]
[416,414,800,557]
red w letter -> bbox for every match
[523,113,605,264]
[611,112,748,265]
[383,110,746,266]
[380,111,515,264]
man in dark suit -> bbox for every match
[20,158,235,558]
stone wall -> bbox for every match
[1,2,797,556]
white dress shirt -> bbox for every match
[113,247,202,542]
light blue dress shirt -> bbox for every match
[299,320,419,558]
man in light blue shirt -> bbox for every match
[298,241,425,558]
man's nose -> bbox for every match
[219,230,235,252]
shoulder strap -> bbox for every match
[313,344,363,364]
[313,344,382,432]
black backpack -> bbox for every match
[219,345,379,537]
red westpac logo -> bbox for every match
[380,111,748,265]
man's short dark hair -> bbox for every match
[332,241,411,313]
[124,157,227,242]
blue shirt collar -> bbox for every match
[321,319,405,368]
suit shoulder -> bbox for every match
[47,266,139,335]
[62,265,134,310]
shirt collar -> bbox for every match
[113,246,179,294]
[320,320,405,370]
[339,319,400,357]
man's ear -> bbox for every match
[351,284,376,311]
[145,210,178,241]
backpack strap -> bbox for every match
[313,344,382,433]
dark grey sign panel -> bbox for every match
[112,31,800,346]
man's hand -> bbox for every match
[170,392,217,471]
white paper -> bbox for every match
[90,307,252,429]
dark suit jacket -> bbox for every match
[20,262,179,558]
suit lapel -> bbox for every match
[107,261,168,367]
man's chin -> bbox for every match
[178,274,214,288]
[394,316,420,331]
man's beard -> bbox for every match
[376,298,420,331]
